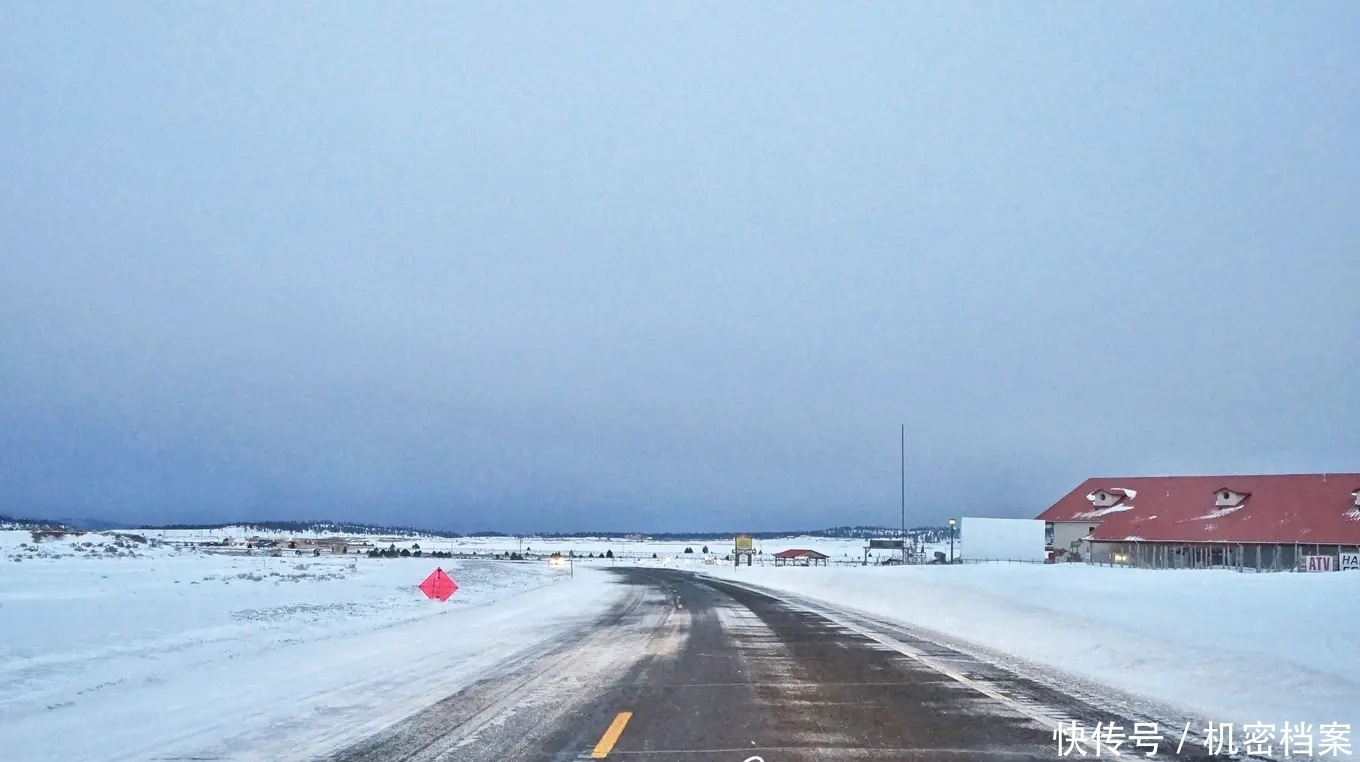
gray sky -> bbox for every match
[2,3,1357,533]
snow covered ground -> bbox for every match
[0,530,621,762]
[700,562,1360,729]
[140,526,936,565]
[14,525,1349,759]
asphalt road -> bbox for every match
[331,568,1228,762]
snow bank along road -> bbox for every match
[330,568,1231,762]
[698,563,1360,727]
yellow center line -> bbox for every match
[590,711,634,759]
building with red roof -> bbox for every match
[772,548,830,567]
[1037,474,1360,569]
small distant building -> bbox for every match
[773,549,829,567]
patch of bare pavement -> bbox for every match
[329,568,1240,762]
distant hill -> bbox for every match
[140,520,462,538]
[59,517,135,531]
[0,514,76,531]
[2,514,953,541]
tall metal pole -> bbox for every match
[900,424,906,562]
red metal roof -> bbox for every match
[1037,474,1360,544]
[773,548,829,559]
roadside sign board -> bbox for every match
[1341,552,1360,571]
[868,539,905,550]
[734,535,753,552]
[418,568,459,601]
[1302,555,1335,573]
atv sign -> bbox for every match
[1302,555,1335,573]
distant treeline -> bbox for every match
[532,525,949,541]
[0,514,73,530]
[141,520,464,538]
[3,515,955,541]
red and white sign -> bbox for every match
[1302,555,1334,573]
[418,568,459,601]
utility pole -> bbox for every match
[901,424,906,563]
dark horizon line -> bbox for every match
[1,514,952,538]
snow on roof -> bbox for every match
[1086,487,1137,499]
[1072,504,1135,520]
[1196,505,1245,520]
[1037,474,1360,544]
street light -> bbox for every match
[948,518,957,563]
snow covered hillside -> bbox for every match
[700,563,1360,729]
[0,530,621,762]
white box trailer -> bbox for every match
[960,518,1046,562]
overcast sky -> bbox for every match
[2,3,1357,533]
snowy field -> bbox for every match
[700,562,1360,730]
[8,526,1355,759]
[0,529,619,762]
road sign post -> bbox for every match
[734,535,754,567]
[948,518,957,563]
[866,538,905,565]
